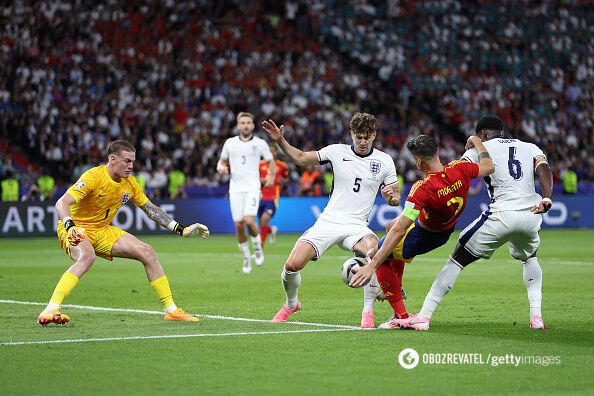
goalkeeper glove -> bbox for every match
[169,222,210,238]
[64,218,86,246]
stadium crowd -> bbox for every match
[0,0,592,200]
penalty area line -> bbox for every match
[0,299,362,330]
[0,328,359,346]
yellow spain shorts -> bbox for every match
[57,221,127,261]
[389,222,416,263]
[379,220,454,263]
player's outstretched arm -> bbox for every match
[466,136,495,177]
[55,193,86,246]
[531,157,553,214]
[140,201,210,238]
[261,119,319,167]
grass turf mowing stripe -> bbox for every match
[0,328,360,346]
[0,299,362,329]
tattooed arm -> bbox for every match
[139,200,210,238]
[140,201,175,228]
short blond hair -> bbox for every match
[236,112,255,122]
[108,140,135,156]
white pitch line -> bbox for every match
[0,300,361,330]
[0,328,358,346]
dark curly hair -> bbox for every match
[349,112,377,135]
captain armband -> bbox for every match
[402,206,420,222]
[478,152,491,160]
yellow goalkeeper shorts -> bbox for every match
[57,221,127,261]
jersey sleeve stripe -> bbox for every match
[408,180,423,197]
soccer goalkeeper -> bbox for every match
[37,140,209,326]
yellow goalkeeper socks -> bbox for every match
[150,275,177,313]
[48,271,79,309]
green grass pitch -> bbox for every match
[0,230,593,395]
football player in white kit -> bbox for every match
[262,113,401,328]
[402,115,553,331]
[217,112,276,274]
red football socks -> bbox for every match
[260,226,271,248]
[375,259,408,319]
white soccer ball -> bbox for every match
[341,257,370,288]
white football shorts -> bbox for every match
[458,209,542,261]
[298,217,376,259]
[229,191,261,222]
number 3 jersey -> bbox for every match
[462,138,545,212]
[66,165,149,229]
[317,144,398,226]
[220,135,273,193]
[406,161,479,232]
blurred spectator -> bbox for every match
[148,167,168,200]
[323,168,334,195]
[37,174,56,201]
[168,169,187,200]
[300,165,322,196]
[1,170,19,202]
[561,165,578,195]
[134,165,150,193]
[21,182,42,201]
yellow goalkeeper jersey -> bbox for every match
[66,165,149,229]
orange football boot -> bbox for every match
[37,309,70,326]
[163,308,199,322]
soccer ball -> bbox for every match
[341,257,370,288]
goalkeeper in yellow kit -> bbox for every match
[37,140,209,326]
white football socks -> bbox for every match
[251,234,263,252]
[44,301,60,312]
[419,256,463,319]
[238,242,251,260]
[523,257,542,317]
[363,273,379,313]
[165,304,178,314]
[281,268,301,308]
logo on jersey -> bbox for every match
[370,161,381,175]
[74,180,85,189]
[121,193,131,204]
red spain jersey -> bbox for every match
[260,160,288,201]
[405,160,479,231]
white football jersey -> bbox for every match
[317,144,398,226]
[462,138,545,212]
[220,135,273,193]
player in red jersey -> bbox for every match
[258,144,289,247]
[349,134,494,329]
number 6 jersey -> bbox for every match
[462,138,545,212]
[316,144,398,226]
